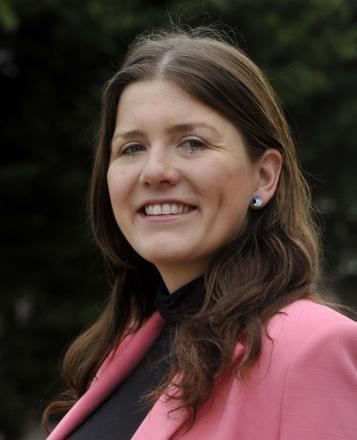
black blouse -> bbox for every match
[68,277,203,440]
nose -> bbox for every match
[139,147,180,187]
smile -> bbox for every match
[143,203,196,216]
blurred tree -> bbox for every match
[1,0,356,438]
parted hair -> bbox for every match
[43,26,322,430]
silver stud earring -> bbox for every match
[250,195,264,209]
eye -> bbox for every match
[180,138,207,153]
[120,143,146,156]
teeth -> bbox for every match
[153,204,161,215]
[144,203,193,216]
[162,204,170,214]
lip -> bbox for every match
[138,199,197,212]
[137,208,197,223]
[137,199,197,222]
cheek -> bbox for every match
[212,167,254,236]
[107,171,118,207]
[194,160,234,193]
[201,163,252,207]
[106,167,130,218]
[107,164,130,197]
[226,169,252,201]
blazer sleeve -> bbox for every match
[279,320,357,440]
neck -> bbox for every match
[157,265,205,293]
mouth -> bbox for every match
[140,202,196,216]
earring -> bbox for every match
[250,195,264,209]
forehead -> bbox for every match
[115,79,231,130]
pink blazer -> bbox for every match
[48,299,357,439]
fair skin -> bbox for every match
[107,80,282,292]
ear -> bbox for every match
[253,149,282,205]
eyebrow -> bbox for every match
[111,122,220,144]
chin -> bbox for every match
[137,248,192,266]
[144,253,188,266]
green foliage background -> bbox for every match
[1,0,356,438]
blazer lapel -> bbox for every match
[47,312,164,440]
[132,393,186,440]
[131,341,246,440]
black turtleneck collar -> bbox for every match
[155,276,204,323]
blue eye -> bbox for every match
[120,143,145,156]
[181,138,207,153]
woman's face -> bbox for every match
[107,80,262,291]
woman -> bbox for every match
[44,27,357,439]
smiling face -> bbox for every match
[107,80,264,291]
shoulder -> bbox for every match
[271,297,354,327]
[272,300,357,378]
[236,300,357,439]
[266,299,357,356]
[263,300,357,439]
[248,299,357,393]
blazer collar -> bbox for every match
[48,311,245,440]
[47,312,164,440]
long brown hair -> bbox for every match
[44,27,322,430]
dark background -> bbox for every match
[1,0,356,438]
